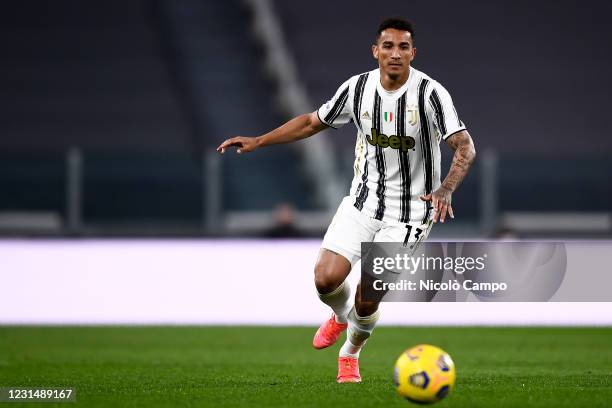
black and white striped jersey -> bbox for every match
[317,67,466,224]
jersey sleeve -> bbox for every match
[427,82,466,141]
[317,79,352,129]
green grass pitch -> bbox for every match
[0,326,610,407]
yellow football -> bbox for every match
[393,344,456,404]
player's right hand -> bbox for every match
[216,136,259,154]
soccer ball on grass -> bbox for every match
[393,344,456,404]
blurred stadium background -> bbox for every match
[2,0,611,327]
[1,3,611,406]
[0,0,610,239]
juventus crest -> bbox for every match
[407,104,418,126]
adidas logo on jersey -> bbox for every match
[361,111,371,120]
[366,128,416,152]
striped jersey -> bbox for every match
[317,67,466,224]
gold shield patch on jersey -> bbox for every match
[407,105,418,126]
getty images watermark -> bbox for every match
[360,241,612,302]
[370,250,507,293]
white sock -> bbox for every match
[339,307,380,358]
[339,337,363,358]
[317,280,352,324]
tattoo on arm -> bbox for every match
[442,131,476,192]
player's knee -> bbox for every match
[314,262,343,294]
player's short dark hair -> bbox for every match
[376,18,415,45]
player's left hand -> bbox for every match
[419,186,454,223]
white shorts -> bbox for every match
[322,196,434,266]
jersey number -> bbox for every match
[403,225,423,247]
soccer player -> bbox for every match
[217,18,476,383]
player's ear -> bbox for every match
[372,44,379,60]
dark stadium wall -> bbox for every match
[275,0,612,156]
